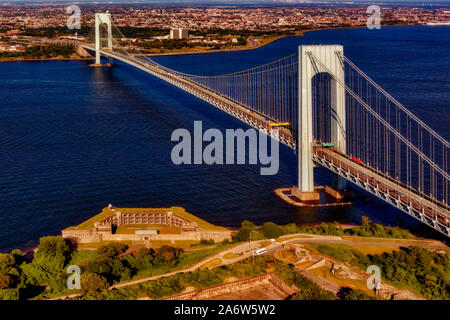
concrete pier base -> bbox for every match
[291,187,320,203]
[273,186,352,208]
[89,63,115,68]
[325,185,344,201]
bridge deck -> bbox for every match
[314,147,449,233]
[85,45,449,236]
[84,45,297,147]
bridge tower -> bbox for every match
[93,12,113,66]
[296,45,346,201]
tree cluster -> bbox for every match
[368,246,449,300]
[233,216,412,242]
[0,45,75,59]
[0,236,184,299]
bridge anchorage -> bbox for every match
[83,13,449,237]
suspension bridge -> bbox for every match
[79,13,449,237]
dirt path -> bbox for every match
[296,269,341,294]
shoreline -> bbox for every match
[0,56,94,63]
[131,23,424,58]
[147,26,356,58]
[0,23,419,63]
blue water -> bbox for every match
[0,26,449,252]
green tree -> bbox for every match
[134,248,156,270]
[33,236,72,272]
[337,287,378,300]
[10,249,24,266]
[84,255,132,283]
[81,273,108,295]
[0,274,14,289]
[261,222,284,239]
[96,243,128,259]
[0,288,20,300]
[368,246,449,299]
[234,220,258,241]
[361,216,371,227]
[156,246,183,266]
[0,254,15,274]
[21,236,72,290]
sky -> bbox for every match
[1,0,450,5]
[1,0,449,3]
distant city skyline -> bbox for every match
[1,0,450,4]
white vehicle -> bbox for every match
[253,248,267,256]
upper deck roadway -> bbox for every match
[83,45,450,237]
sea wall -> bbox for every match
[62,228,232,243]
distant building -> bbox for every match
[6,29,20,35]
[0,45,26,52]
[170,28,189,40]
[179,28,188,39]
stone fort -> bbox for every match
[62,205,232,244]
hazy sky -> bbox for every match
[1,0,450,4]
[1,0,450,3]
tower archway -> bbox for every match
[94,12,113,65]
[297,45,346,198]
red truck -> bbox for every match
[351,156,363,164]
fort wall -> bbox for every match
[163,273,297,300]
[62,207,232,244]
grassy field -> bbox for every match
[346,244,397,255]
[178,243,239,270]
[199,258,222,270]
[75,240,134,250]
[75,239,221,250]
[276,235,313,242]
[223,252,238,259]
[341,236,427,244]
[305,243,367,264]
[259,240,273,247]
